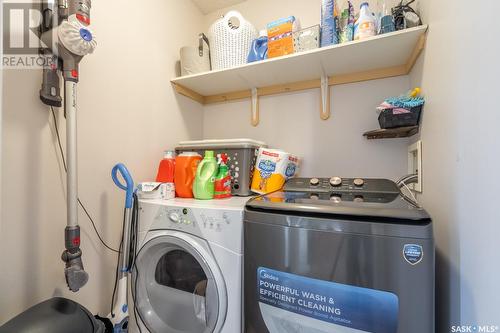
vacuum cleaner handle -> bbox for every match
[112,163,134,209]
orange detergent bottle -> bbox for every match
[156,151,175,183]
[174,152,202,198]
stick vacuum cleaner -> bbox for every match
[39,0,97,292]
[108,164,136,333]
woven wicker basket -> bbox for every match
[208,11,257,70]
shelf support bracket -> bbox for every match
[251,87,260,127]
[320,74,330,120]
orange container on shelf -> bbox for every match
[174,152,202,198]
[267,16,297,58]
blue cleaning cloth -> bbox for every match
[385,96,425,109]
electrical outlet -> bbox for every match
[408,141,422,192]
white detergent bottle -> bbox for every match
[354,2,376,40]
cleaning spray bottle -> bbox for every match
[193,151,218,200]
[214,154,232,199]
[354,2,376,40]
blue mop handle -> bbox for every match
[112,163,134,209]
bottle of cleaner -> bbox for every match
[379,0,395,34]
[156,150,175,183]
[247,30,268,63]
[339,1,355,43]
[193,151,218,200]
[354,2,376,40]
[214,154,232,199]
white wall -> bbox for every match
[0,0,204,323]
[411,0,500,330]
[204,77,411,178]
[204,0,402,31]
[203,0,411,179]
[0,0,3,240]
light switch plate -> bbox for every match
[408,140,422,192]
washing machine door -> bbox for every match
[133,231,227,333]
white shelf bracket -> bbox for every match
[320,74,330,120]
[251,87,260,127]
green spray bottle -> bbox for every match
[214,153,232,199]
[193,150,218,200]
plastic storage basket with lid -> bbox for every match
[208,11,258,70]
[176,139,267,196]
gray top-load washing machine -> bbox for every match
[244,177,434,333]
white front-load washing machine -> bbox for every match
[132,197,249,333]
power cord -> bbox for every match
[396,174,420,207]
[133,244,143,333]
[52,106,144,331]
[392,0,421,30]
[51,106,143,331]
[50,106,119,253]
[131,193,143,333]
[128,193,139,269]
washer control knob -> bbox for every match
[354,195,365,203]
[330,194,342,203]
[353,178,365,187]
[330,177,342,187]
[169,212,180,223]
[310,178,320,186]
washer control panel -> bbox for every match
[285,177,399,194]
[166,207,196,226]
[145,202,245,254]
[154,206,240,234]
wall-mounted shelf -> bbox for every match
[363,126,419,139]
[172,25,428,126]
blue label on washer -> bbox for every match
[403,244,423,265]
[258,267,398,333]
